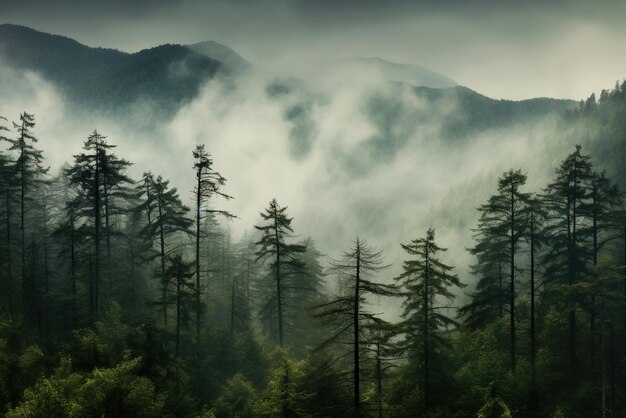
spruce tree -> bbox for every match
[394,228,464,413]
[165,254,195,358]
[66,130,129,323]
[192,145,234,343]
[314,237,394,415]
[461,169,531,370]
[7,112,48,325]
[542,145,594,382]
[138,175,192,328]
[0,115,15,319]
[254,198,306,347]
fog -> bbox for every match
[0,59,584,318]
[4,0,626,100]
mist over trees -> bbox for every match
[0,83,624,418]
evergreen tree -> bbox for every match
[289,237,326,355]
[394,228,464,413]
[582,171,623,366]
[165,254,195,359]
[7,112,48,326]
[254,199,306,347]
[137,174,193,328]
[314,237,394,416]
[66,130,128,323]
[192,145,234,343]
[525,196,545,402]
[0,115,15,320]
[461,169,531,370]
[542,145,594,383]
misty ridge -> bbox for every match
[0,22,625,418]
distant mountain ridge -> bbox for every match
[0,24,225,114]
[0,23,577,140]
[351,56,457,88]
[186,40,250,72]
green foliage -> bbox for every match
[7,356,166,418]
[255,350,315,418]
[72,303,133,368]
[0,89,624,418]
[214,373,257,418]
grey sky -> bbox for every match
[3,0,626,99]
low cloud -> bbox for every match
[0,62,581,319]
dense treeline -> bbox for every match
[0,85,624,418]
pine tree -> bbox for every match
[394,228,464,413]
[7,112,48,326]
[461,169,531,370]
[192,145,234,343]
[542,145,594,383]
[314,237,394,416]
[254,199,306,347]
[581,171,623,366]
[525,196,545,402]
[165,254,195,358]
[0,115,15,320]
[137,174,193,328]
[66,130,126,323]
[289,237,326,355]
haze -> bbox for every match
[4,0,626,100]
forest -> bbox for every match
[0,83,624,418]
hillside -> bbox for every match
[0,24,225,114]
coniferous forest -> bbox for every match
[0,80,624,418]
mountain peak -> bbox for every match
[351,56,456,88]
[186,40,250,72]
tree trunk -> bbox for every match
[6,190,14,321]
[176,264,181,358]
[498,260,502,318]
[20,132,26,323]
[424,241,430,412]
[103,180,112,299]
[70,210,77,328]
[510,189,516,370]
[568,192,577,383]
[94,149,101,324]
[376,342,383,418]
[158,199,167,327]
[530,213,536,396]
[601,318,606,418]
[274,207,284,347]
[354,241,361,416]
[195,172,201,343]
[591,190,598,369]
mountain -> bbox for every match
[0,24,225,115]
[350,56,457,88]
[187,41,250,73]
[0,24,577,137]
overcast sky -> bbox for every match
[3,0,626,100]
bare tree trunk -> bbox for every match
[274,208,283,347]
[159,200,167,328]
[176,265,181,358]
[376,342,383,418]
[70,210,77,328]
[195,172,201,343]
[354,242,361,416]
[510,190,516,370]
[601,318,606,418]
[6,190,14,321]
[94,155,101,324]
[424,241,430,412]
[529,212,538,414]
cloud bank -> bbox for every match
[0,61,584,320]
